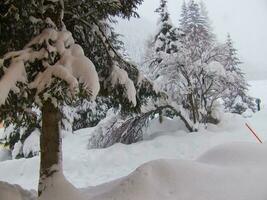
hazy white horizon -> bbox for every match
[116,0,267,80]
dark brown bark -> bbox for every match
[38,100,62,196]
[37,1,65,196]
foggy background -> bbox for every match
[116,0,267,80]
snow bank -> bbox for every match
[198,142,267,166]
[0,181,36,200]
[39,172,85,200]
[85,142,267,200]
[3,142,267,200]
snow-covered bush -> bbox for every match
[88,109,146,149]
[88,109,124,149]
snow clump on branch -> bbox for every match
[0,28,100,105]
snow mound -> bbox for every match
[1,142,267,200]
[0,181,36,200]
[39,172,85,200]
[197,142,267,166]
[86,143,267,200]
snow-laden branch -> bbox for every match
[0,28,100,106]
[106,64,137,106]
[0,61,27,105]
[64,11,163,106]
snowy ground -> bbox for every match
[0,80,267,199]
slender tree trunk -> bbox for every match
[188,93,197,124]
[38,100,62,196]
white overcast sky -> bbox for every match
[134,0,267,80]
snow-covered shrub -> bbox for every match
[88,109,122,149]
[88,108,151,149]
[87,102,195,149]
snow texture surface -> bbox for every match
[86,144,267,200]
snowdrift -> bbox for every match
[0,181,36,200]
[84,142,267,200]
[1,142,267,200]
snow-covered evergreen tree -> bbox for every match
[182,0,214,61]
[199,0,215,40]
[143,0,182,102]
[0,0,162,198]
[153,0,180,54]
[0,0,153,159]
[179,1,188,32]
[222,34,256,114]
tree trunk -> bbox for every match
[37,1,65,197]
[188,93,197,124]
[38,100,62,196]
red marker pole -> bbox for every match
[245,123,263,144]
